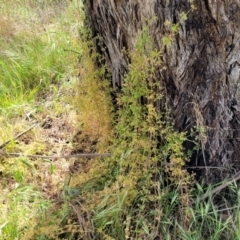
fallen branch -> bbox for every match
[199,171,240,201]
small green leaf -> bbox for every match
[171,24,179,32]
[50,163,55,174]
[180,12,188,21]
[164,20,171,27]
[20,157,33,168]
[162,37,171,46]
[14,170,23,182]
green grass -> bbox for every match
[0,185,51,240]
[0,0,81,111]
[0,0,82,239]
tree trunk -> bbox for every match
[84,0,240,182]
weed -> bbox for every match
[74,29,114,152]
[70,17,194,239]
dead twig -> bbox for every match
[199,171,240,201]
[69,201,86,232]
[0,124,38,149]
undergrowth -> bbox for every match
[75,32,113,152]
[68,16,194,239]
[65,3,240,239]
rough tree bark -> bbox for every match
[84,0,240,182]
